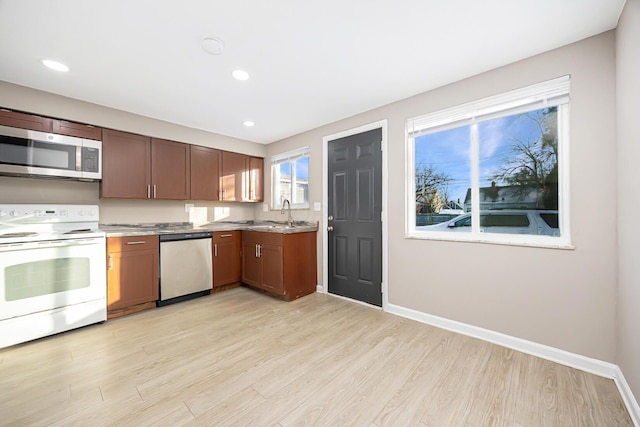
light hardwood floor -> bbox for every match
[0,287,633,426]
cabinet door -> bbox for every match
[221,151,247,201]
[248,156,264,202]
[213,232,241,286]
[107,248,159,311]
[241,241,262,287]
[261,244,284,295]
[191,145,220,201]
[52,119,102,140]
[151,138,191,200]
[101,129,151,198]
[0,109,52,132]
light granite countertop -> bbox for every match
[100,220,319,237]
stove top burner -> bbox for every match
[0,232,38,238]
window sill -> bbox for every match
[405,232,574,250]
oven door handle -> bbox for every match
[0,238,105,251]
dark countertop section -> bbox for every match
[100,220,319,237]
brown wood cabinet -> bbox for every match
[241,231,316,301]
[101,130,191,200]
[106,235,159,318]
[0,109,53,132]
[52,119,102,140]
[220,151,246,202]
[247,156,264,202]
[101,129,151,198]
[190,145,220,201]
[213,231,241,287]
[0,109,102,139]
[151,138,191,200]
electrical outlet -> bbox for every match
[263,203,269,212]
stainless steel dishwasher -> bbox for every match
[158,231,213,306]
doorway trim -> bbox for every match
[321,119,388,310]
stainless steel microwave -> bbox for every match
[0,125,101,181]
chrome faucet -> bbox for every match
[281,199,294,226]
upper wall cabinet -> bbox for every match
[52,119,102,140]
[151,138,191,200]
[190,145,220,201]
[219,152,264,203]
[101,129,151,199]
[101,130,191,200]
[0,109,102,139]
[0,109,52,132]
[247,156,264,202]
[220,151,247,202]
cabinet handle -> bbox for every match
[257,244,262,258]
[219,233,233,238]
[126,241,147,245]
[108,254,112,270]
[214,243,218,257]
[153,185,157,198]
[147,185,151,199]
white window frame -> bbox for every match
[271,146,310,210]
[405,76,572,249]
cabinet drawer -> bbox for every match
[213,230,239,242]
[107,235,159,252]
[242,230,282,246]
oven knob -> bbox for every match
[88,209,96,217]
[78,210,85,216]
[9,210,18,217]
[0,210,5,217]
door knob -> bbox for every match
[327,226,334,231]
[328,215,334,221]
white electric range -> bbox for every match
[0,204,107,348]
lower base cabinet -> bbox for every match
[213,231,241,287]
[106,235,159,318]
[241,231,316,301]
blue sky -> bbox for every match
[278,157,309,180]
[415,108,550,204]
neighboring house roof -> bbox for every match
[464,183,538,210]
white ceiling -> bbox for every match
[0,1,626,144]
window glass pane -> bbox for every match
[271,148,310,209]
[415,125,471,229]
[407,77,568,245]
[292,157,309,205]
[278,162,292,203]
[478,106,559,236]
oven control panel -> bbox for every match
[0,204,99,223]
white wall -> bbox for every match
[616,0,640,404]
[263,31,618,363]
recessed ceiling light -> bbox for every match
[41,59,69,72]
[232,69,250,81]
[201,37,224,55]
[243,121,255,127]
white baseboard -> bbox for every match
[316,285,324,293]
[386,302,639,426]
[614,366,640,427]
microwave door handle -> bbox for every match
[76,146,82,171]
